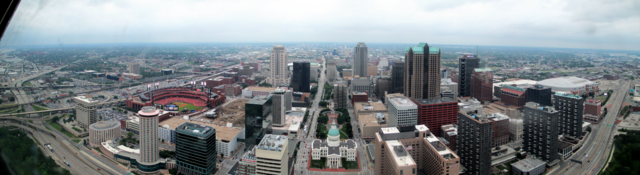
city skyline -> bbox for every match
[1,0,639,50]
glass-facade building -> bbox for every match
[245,95,272,150]
[176,122,217,175]
[291,62,310,92]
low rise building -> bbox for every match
[440,124,457,152]
[511,158,546,175]
[358,112,387,139]
[311,123,358,169]
[159,116,244,158]
[255,134,289,175]
[89,121,121,147]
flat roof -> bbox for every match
[380,127,400,134]
[159,117,242,142]
[256,134,288,152]
[386,141,416,166]
[246,86,277,92]
[414,97,456,105]
[359,113,387,127]
[388,96,417,108]
[354,102,387,112]
[73,95,100,104]
[511,158,546,172]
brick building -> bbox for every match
[413,98,458,136]
[470,68,493,103]
[500,85,527,107]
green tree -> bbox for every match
[169,168,178,175]
[317,115,329,124]
[127,131,134,139]
[9,96,15,101]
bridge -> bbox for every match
[0,99,126,117]
[0,84,114,90]
[1,119,58,139]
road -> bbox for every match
[552,80,629,175]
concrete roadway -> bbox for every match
[552,80,629,175]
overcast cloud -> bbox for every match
[1,0,639,50]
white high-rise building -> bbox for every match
[386,95,418,127]
[269,45,288,86]
[73,95,100,129]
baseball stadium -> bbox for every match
[126,86,226,111]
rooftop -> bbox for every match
[247,95,272,105]
[89,120,121,130]
[387,141,416,167]
[511,158,546,172]
[388,97,417,108]
[537,76,597,88]
[257,134,288,152]
[554,92,582,99]
[73,95,100,104]
[359,112,387,126]
[159,116,243,142]
[176,122,215,136]
[414,97,456,105]
[474,68,492,72]
[138,106,159,117]
[246,86,277,92]
[441,124,457,136]
[354,102,387,112]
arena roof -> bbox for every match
[89,120,121,131]
[537,76,597,89]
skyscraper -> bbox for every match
[73,95,99,129]
[457,111,492,175]
[526,85,553,106]
[404,42,441,99]
[138,106,159,163]
[553,92,584,137]
[470,68,493,103]
[458,55,479,97]
[271,89,292,127]
[291,62,310,92]
[333,81,348,109]
[326,59,337,82]
[128,63,140,74]
[245,95,272,150]
[414,98,459,137]
[176,122,217,175]
[386,95,418,127]
[375,76,391,100]
[353,42,368,78]
[523,102,559,162]
[391,61,405,94]
[269,45,287,86]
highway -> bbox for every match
[552,80,629,175]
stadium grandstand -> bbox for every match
[126,86,225,111]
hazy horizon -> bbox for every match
[1,0,639,51]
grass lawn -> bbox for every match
[93,147,104,154]
[72,140,80,143]
[341,158,359,169]
[310,157,327,169]
[0,104,17,107]
[32,105,48,111]
[339,130,349,140]
[48,122,62,130]
[28,120,33,124]
[22,81,32,86]
[48,122,79,139]
[172,102,203,111]
[596,95,607,102]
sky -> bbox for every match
[1,0,639,50]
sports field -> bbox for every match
[172,102,203,111]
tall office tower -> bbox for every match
[526,85,553,106]
[176,122,217,175]
[391,61,405,94]
[375,76,392,100]
[128,63,140,74]
[291,62,310,92]
[334,81,348,109]
[523,102,559,162]
[351,77,373,97]
[326,59,337,82]
[367,62,377,76]
[73,95,100,129]
[413,98,459,136]
[310,63,319,81]
[245,95,272,150]
[374,125,460,175]
[255,134,289,175]
[386,95,418,127]
[458,55,479,97]
[271,89,292,127]
[404,42,441,99]
[553,92,584,137]
[138,106,160,163]
[458,111,493,175]
[470,68,493,103]
[269,45,287,86]
[353,42,368,78]
[583,98,602,123]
